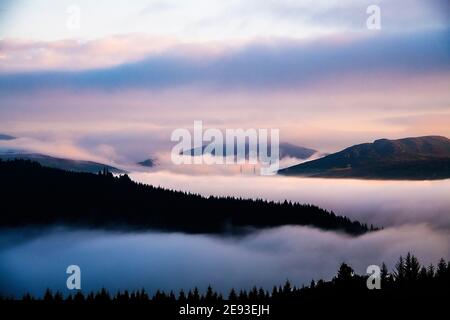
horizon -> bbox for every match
[0,1,449,169]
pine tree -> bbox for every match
[405,253,420,282]
[192,287,200,302]
[43,289,53,301]
[283,280,292,294]
[54,291,63,302]
[205,286,214,302]
[419,266,427,281]
[436,258,447,278]
[257,288,267,301]
[427,264,435,279]
[74,291,85,302]
[238,289,248,301]
[228,288,237,301]
[336,263,354,281]
[381,262,389,281]
[178,289,186,303]
[394,256,405,282]
[249,287,258,301]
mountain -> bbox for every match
[279,136,450,180]
[0,159,372,235]
[278,143,317,159]
[0,152,125,174]
[0,134,15,140]
[137,158,155,167]
[182,142,317,160]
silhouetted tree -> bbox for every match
[1,253,449,315]
[228,288,237,302]
[394,256,405,283]
[380,262,390,282]
[43,289,53,302]
[405,253,420,282]
[427,264,435,279]
[336,263,354,282]
[436,258,447,278]
[178,289,186,303]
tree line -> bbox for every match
[1,253,448,316]
[0,159,373,235]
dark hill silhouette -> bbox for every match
[137,158,155,167]
[0,159,371,235]
[183,142,317,160]
[0,134,16,140]
[0,153,125,174]
[278,142,317,159]
[279,136,450,180]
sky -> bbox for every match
[1,2,449,298]
[0,0,449,167]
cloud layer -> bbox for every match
[1,0,449,41]
[1,29,449,92]
[1,224,449,297]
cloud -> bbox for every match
[0,70,449,162]
[130,171,450,229]
[1,0,448,41]
[0,35,179,72]
[0,29,449,92]
[1,224,449,296]
[0,136,113,164]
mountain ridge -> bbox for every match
[0,134,16,140]
[137,158,155,167]
[182,142,317,160]
[0,152,125,174]
[0,159,372,235]
[279,136,450,180]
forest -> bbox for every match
[0,159,373,235]
[1,253,448,316]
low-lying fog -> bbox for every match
[130,172,450,229]
[1,173,448,297]
[1,224,449,297]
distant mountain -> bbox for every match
[137,158,155,167]
[182,142,317,160]
[278,143,317,159]
[0,134,15,140]
[0,153,125,174]
[279,136,450,180]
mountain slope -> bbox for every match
[279,136,450,180]
[278,143,317,159]
[0,134,15,140]
[183,142,317,160]
[0,153,125,174]
[137,158,155,167]
[0,159,372,235]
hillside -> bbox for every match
[0,152,125,174]
[0,159,372,235]
[279,136,450,180]
[182,142,317,160]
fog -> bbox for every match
[0,224,448,297]
[1,172,448,297]
[130,172,450,229]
